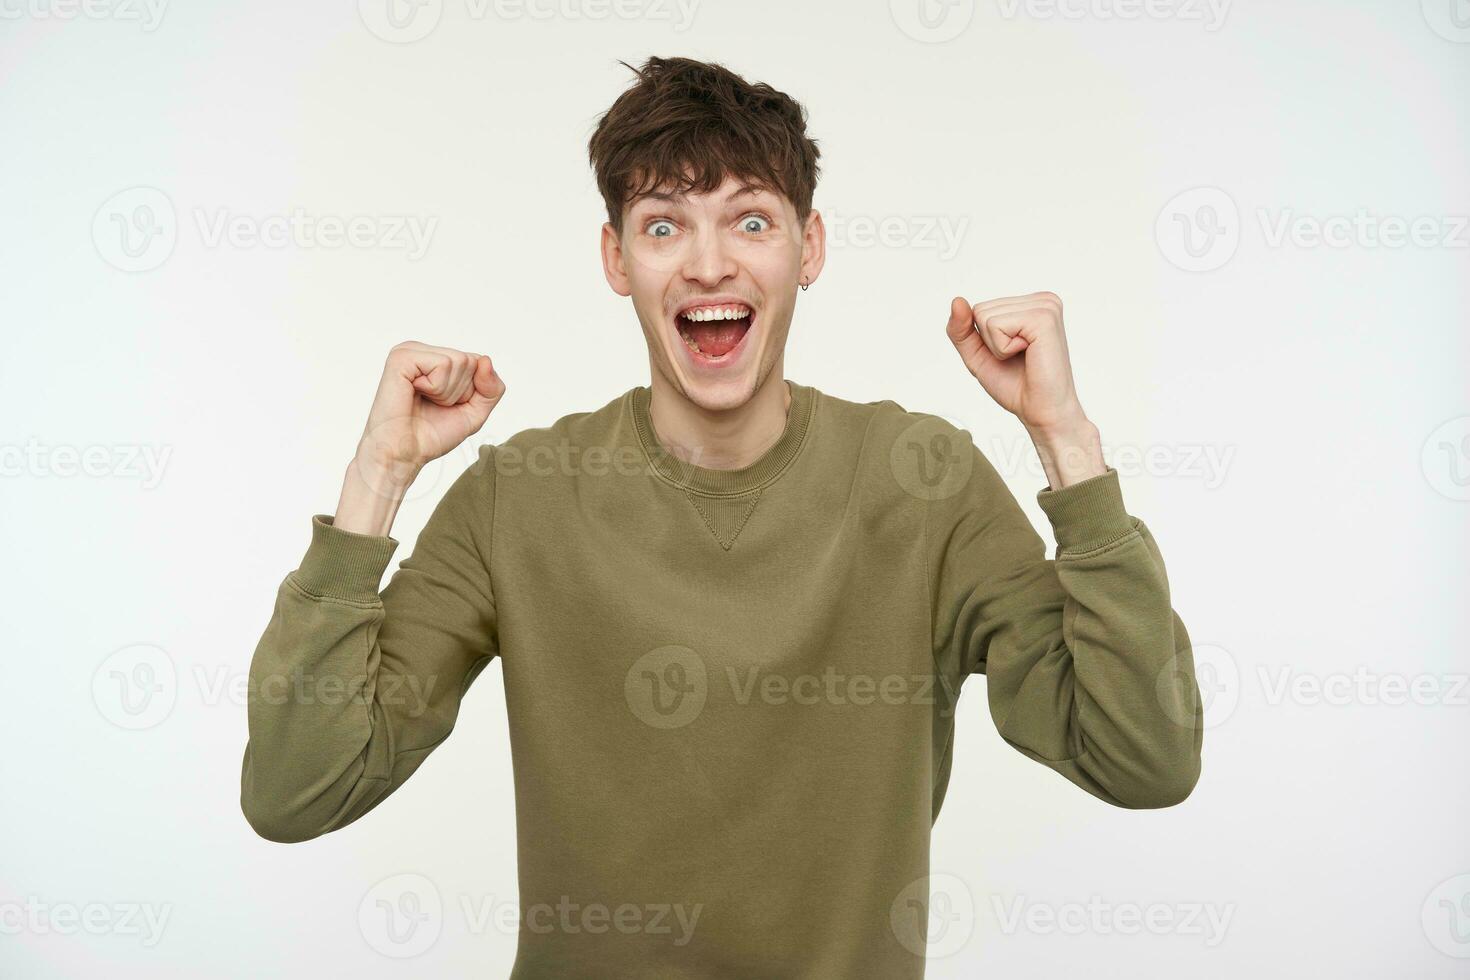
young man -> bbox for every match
[241,56,1203,978]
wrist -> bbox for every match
[1022,401,1091,444]
[1025,413,1106,490]
[351,449,422,496]
[334,456,417,537]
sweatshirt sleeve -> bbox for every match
[240,444,499,842]
[929,439,1203,810]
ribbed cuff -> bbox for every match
[293,514,401,599]
[1035,467,1136,554]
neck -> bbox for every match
[647,368,792,470]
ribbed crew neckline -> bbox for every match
[629,379,815,497]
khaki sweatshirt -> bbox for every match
[240,378,1203,978]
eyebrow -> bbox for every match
[631,182,771,208]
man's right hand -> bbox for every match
[334,342,505,536]
[359,341,506,479]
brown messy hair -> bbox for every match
[587,56,822,236]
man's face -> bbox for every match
[601,173,824,413]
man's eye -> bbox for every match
[739,214,772,234]
[646,219,676,238]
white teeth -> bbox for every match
[675,304,752,358]
[681,305,750,322]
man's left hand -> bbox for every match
[944,291,1106,488]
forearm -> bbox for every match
[333,454,421,537]
[1047,519,1202,808]
[240,522,402,842]
[946,459,1203,810]
[242,448,500,843]
[1025,412,1106,491]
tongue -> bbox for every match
[688,318,748,357]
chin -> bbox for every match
[675,377,760,413]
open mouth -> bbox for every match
[674,302,754,363]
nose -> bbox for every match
[680,224,738,287]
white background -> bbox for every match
[2,0,1467,976]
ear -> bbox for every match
[798,208,826,288]
[600,221,632,296]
